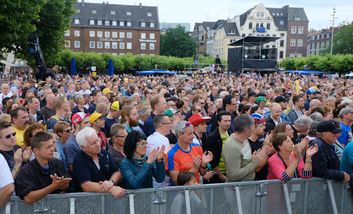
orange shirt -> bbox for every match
[166,143,203,183]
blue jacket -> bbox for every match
[143,113,156,137]
[119,158,165,189]
[310,138,344,180]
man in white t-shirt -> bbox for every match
[147,114,172,187]
[0,153,14,207]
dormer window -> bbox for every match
[89,19,95,25]
[147,12,152,17]
[111,11,116,15]
[127,11,131,16]
[119,21,125,27]
[74,18,80,24]
[150,22,155,28]
[97,20,102,25]
[105,21,110,26]
[92,10,97,14]
[141,22,146,27]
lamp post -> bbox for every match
[330,7,336,55]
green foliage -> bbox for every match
[0,0,46,53]
[280,55,353,73]
[160,26,197,57]
[53,50,217,74]
[0,0,76,65]
[331,24,353,54]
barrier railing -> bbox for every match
[1,178,352,214]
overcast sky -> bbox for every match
[85,0,353,30]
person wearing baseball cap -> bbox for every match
[90,112,107,149]
[337,107,353,146]
[248,113,270,180]
[189,113,211,146]
[310,120,351,183]
[64,112,91,172]
[103,101,120,138]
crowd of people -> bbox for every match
[1,71,353,207]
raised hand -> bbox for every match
[156,145,165,161]
[14,148,23,164]
[22,147,32,162]
[192,155,201,169]
[306,144,318,157]
[201,151,213,166]
[147,149,158,164]
[252,148,267,162]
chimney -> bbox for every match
[81,0,84,7]
[139,3,142,8]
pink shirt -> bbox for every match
[267,152,312,180]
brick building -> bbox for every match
[64,1,160,55]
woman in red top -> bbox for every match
[267,133,318,181]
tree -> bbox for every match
[331,23,353,54]
[160,26,196,58]
[0,0,46,53]
[0,0,76,65]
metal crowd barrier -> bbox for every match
[1,178,352,214]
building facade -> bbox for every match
[193,4,309,60]
[159,22,191,33]
[64,2,160,55]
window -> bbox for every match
[97,31,103,38]
[97,41,103,49]
[104,42,110,49]
[150,33,155,40]
[105,21,110,26]
[119,21,124,27]
[127,42,132,49]
[74,30,80,37]
[112,32,117,38]
[141,33,146,39]
[147,12,152,17]
[290,39,296,47]
[77,9,80,13]
[280,20,284,25]
[89,41,95,49]
[150,22,155,28]
[89,31,95,37]
[294,17,301,21]
[127,21,132,27]
[112,42,117,49]
[289,53,296,58]
[64,30,70,37]
[119,42,125,49]
[140,43,146,50]
[297,39,303,47]
[74,18,80,24]
[280,33,285,37]
[298,26,304,34]
[127,32,132,38]
[149,43,155,50]
[89,19,95,25]
[242,33,246,37]
[112,21,117,26]
[105,31,110,38]
[127,11,131,16]
[97,20,102,25]
[64,40,70,48]
[141,22,146,27]
[119,32,125,38]
[111,11,116,15]
[92,10,96,14]
[291,26,297,34]
[267,23,271,30]
[273,34,276,37]
[280,40,284,47]
[74,41,80,48]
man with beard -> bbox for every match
[121,105,141,135]
[11,107,30,147]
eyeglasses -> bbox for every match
[63,129,71,133]
[3,132,16,139]
[163,122,171,125]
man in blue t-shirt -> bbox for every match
[337,107,353,146]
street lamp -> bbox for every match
[330,7,336,55]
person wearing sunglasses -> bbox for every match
[54,121,72,172]
[0,121,32,179]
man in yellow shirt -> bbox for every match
[10,107,30,147]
